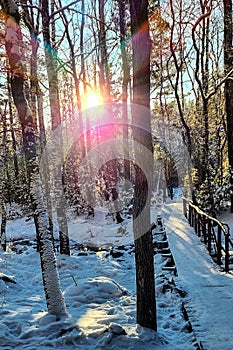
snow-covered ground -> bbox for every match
[164,202,233,350]
[1,197,232,349]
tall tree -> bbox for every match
[20,0,54,245]
[0,0,67,317]
[97,0,123,223]
[98,0,111,102]
[129,0,157,330]
[224,0,233,213]
[118,0,131,181]
[0,107,7,251]
[41,0,70,254]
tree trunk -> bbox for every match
[80,0,94,217]
[98,0,123,223]
[129,0,157,331]
[224,0,233,213]
[118,0,131,181]
[20,0,54,248]
[0,199,6,252]
[7,72,19,180]
[98,0,111,102]
[1,0,67,317]
[41,0,70,254]
[0,105,7,251]
[169,0,193,197]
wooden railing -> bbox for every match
[183,198,233,272]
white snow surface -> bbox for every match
[164,202,233,350]
[1,198,233,349]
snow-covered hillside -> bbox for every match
[0,201,196,350]
[1,198,232,349]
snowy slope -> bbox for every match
[164,201,233,350]
[0,198,229,350]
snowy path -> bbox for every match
[163,202,233,350]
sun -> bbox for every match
[84,91,103,109]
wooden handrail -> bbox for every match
[183,198,233,272]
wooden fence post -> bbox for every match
[225,234,230,273]
[189,204,192,226]
[202,215,207,244]
[183,199,232,272]
[217,225,222,266]
[194,211,198,234]
[197,213,201,237]
[207,219,212,253]
[183,198,187,218]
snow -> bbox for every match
[63,276,126,303]
[165,202,233,350]
[1,197,233,349]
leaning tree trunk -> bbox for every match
[0,0,67,317]
[129,0,157,331]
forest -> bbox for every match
[0,0,233,349]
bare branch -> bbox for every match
[49,0,81,20]
[207,67,233,100]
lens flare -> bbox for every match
[84,91,103,109]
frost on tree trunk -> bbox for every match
[0,0,67,317]
[0,112,7,252]
[0,191,6,252]
[41,0,70,255]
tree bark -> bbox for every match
[118,0,131,181]
[98,0,111,102]
[0,0,67,317]
[7,72,19,180]
[20,0,54,249]
[41,0,70,254]
[0,197,6,252]
[97,0,123,223]
[224,0,233,213]
[129,0,157,331]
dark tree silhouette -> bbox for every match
[129,0,157,331]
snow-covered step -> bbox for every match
[158,248,171,254]
[162,266,177,275]
[161,253,173,258]
[155,240,169,248]
[154,229,166,234]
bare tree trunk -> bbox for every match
[98,0,123,223]
[191,4,212,184]
[129,0,157,331]
[118,0,131,181]
[169,0,192,156]
[98,0,111,101]
[224,0,233,213]
[41,0,70,255]
[0,117,6,251]
[0,194,6,252]
[169,0,193,197]
[0,0,67,317]
[0,105,7,251]
[20,0,54,248]
[80,0,94,217]
[7,72,19,180]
